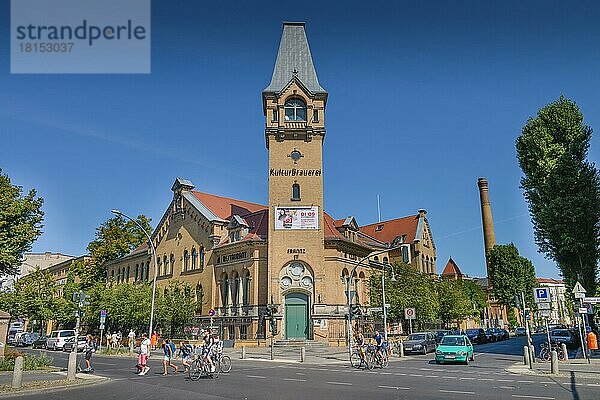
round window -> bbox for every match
[281,276,292,288]
[289,262,305,277]
[301,276,313,288]
[290,150,302,162]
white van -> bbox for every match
[45,330,76,350]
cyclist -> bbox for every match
[373,330,384,361]
[202,328,216,373]
[356,332,366,365]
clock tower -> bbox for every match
[263,22,328,340]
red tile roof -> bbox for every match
[324,213,345,240]
[359,215,419,244]
[536,278,565,284]
[192,191,266,220]
[441,257,463,277]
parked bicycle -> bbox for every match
[538,342,566,362]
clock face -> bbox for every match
[289,262,305,277]
[301,276,312,288]
[281,276,292,288]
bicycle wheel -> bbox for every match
[189,359,202,381]
[558,349,566,361]
[350,352,362,369]
[219,355,232,373]
[539,348,550,362]
[381,354,389,368]
[366,352,375,370]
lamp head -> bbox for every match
[111,209,122,215]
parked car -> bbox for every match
[515,327,527,336]
[435,335,475,365]
[403,332,437,355]
[17,332,40,347]
[7,329,24,346]
[549,324,567,331]
[485,328,498,342]
[46,330,75,350]
[435,330,452,344]
[62,336,87,352]
[497,329,510,341]
[466,328,487,344]
[550,329,575,348]
[32,335,48,349]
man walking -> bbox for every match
[128,329,135,354]
[137,333,151,375]
[162,339,179,375]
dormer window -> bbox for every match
[284,99,306,121]
[376,224,384,231]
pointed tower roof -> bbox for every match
[263,22,326,95]
[441,257,464,279]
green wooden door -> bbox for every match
[285,293,308,339]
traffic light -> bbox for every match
[270,318,278,335]
[265,307,272,319]
[350,304,361,319]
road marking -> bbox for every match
[246,375,267,379]
[518,380,534,383]
[380,372,392,375]
[540,381,556,384]
[587,383,600,387]
[379,385,410,390]
[409,374,423,377]
[327,381,352,386]
[425,375,438,378]
[394,373,406,376]
[498,379,515,382]
[459,377,475,380]
[295,372,306,376]
[439,390,475,395]
[500,386,516,390]
[511,396,554,400]
[480,378,493,381]
[284,378,307,382]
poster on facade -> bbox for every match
[274,206,319,230]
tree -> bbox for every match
[437,279,478,326]
[75,215,152,287]
[0,169,44,276]
[487,244,538,308]
[516,96,600,296]
[155,281,197,337]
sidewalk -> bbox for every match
[0,370,108,396]
[506,357,600,382]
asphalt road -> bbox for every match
[13,334,598,400]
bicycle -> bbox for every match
[188,350,219,380]
[214,349,231,373]
[366,344,389,368]
[350,345,371,369]
[538,342,566,362]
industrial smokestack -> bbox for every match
[478,177,496,276]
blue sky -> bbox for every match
[2,1,600,279]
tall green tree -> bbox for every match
[437,279,478,326]
[487,244,538,308]
[155,281,197,337]
[516,96,600,296]
[0,169,44,276]
[75,215,152,287]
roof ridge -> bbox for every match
[360,214,418,228]
[192,190,266,208]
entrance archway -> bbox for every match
[285,292,309,339]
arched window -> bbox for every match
[292,183,300,201]
[191,248,197,270]
[116,268,120,283]
[126,266,130,282]
[111,269,115,280]
[220,273,229,315]
[145,261,150,281]
[135,264,139,281]
[163,255,168,275]
[242,270,251,307]
[374,256,379,263]
[284,98,306,121]
[121,267,125,283]
[183,250,189,272]
[170,254,175,275]
[157,257,162,276]
[199,247,205,271]
[383,257,388,264]
[231,271,239,310]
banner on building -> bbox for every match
[274,206,319,230]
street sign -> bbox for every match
[100,315,106,324]
[537,302,551,310]
[539,309,551,318]
[208,309,216,317]
[573,282,587,299]
[370,307,383,312]
[100,309,107,317]
[583,297,600,304]
[534,287,550,303]
[578,307,588,314]
[99,323,105,330]
[404,307,416,320]
[582,303,594,314]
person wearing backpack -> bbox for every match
[84,334,96,371]
[162,339,179,375]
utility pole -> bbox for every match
[521,292,534,365]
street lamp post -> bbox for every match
[346,244,403,361]
[381,262,397,341]
[111,209,158,345]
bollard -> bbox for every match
[399,340,404,358]
[11,356,23,389]
[523,346,530,366]
[67,351,77,380]
[550,350,559,374]
[529,345,536,365]
[561,343,568,361]
[241,345,246,359]
[301,346,305,363]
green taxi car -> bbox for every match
[435,335,474,364]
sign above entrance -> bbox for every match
[275,206,319,230]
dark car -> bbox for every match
[32,335,48,349]
[17,332,40,347]
[403,332,437,355]
[435,330,452,344]
[485,328,497,342]
[62,336,87,352]
[466,328,487,344]
[498,329,509,341]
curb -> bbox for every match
[0,374,109,398]
[506,362,600,381]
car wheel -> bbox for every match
[435,360,441,364]
[469,353,474,361]
[422,346,427,355]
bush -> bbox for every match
[0,351,53,371]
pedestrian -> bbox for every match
[137,332,151,375]
[162,339,179,375]
[151,331,158,350]
[586,330,598,355]
[116,331,123,349]
[180,341,193,372]
[128,329,135,353]
[84,334,96,371]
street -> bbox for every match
[12,334,599,400]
